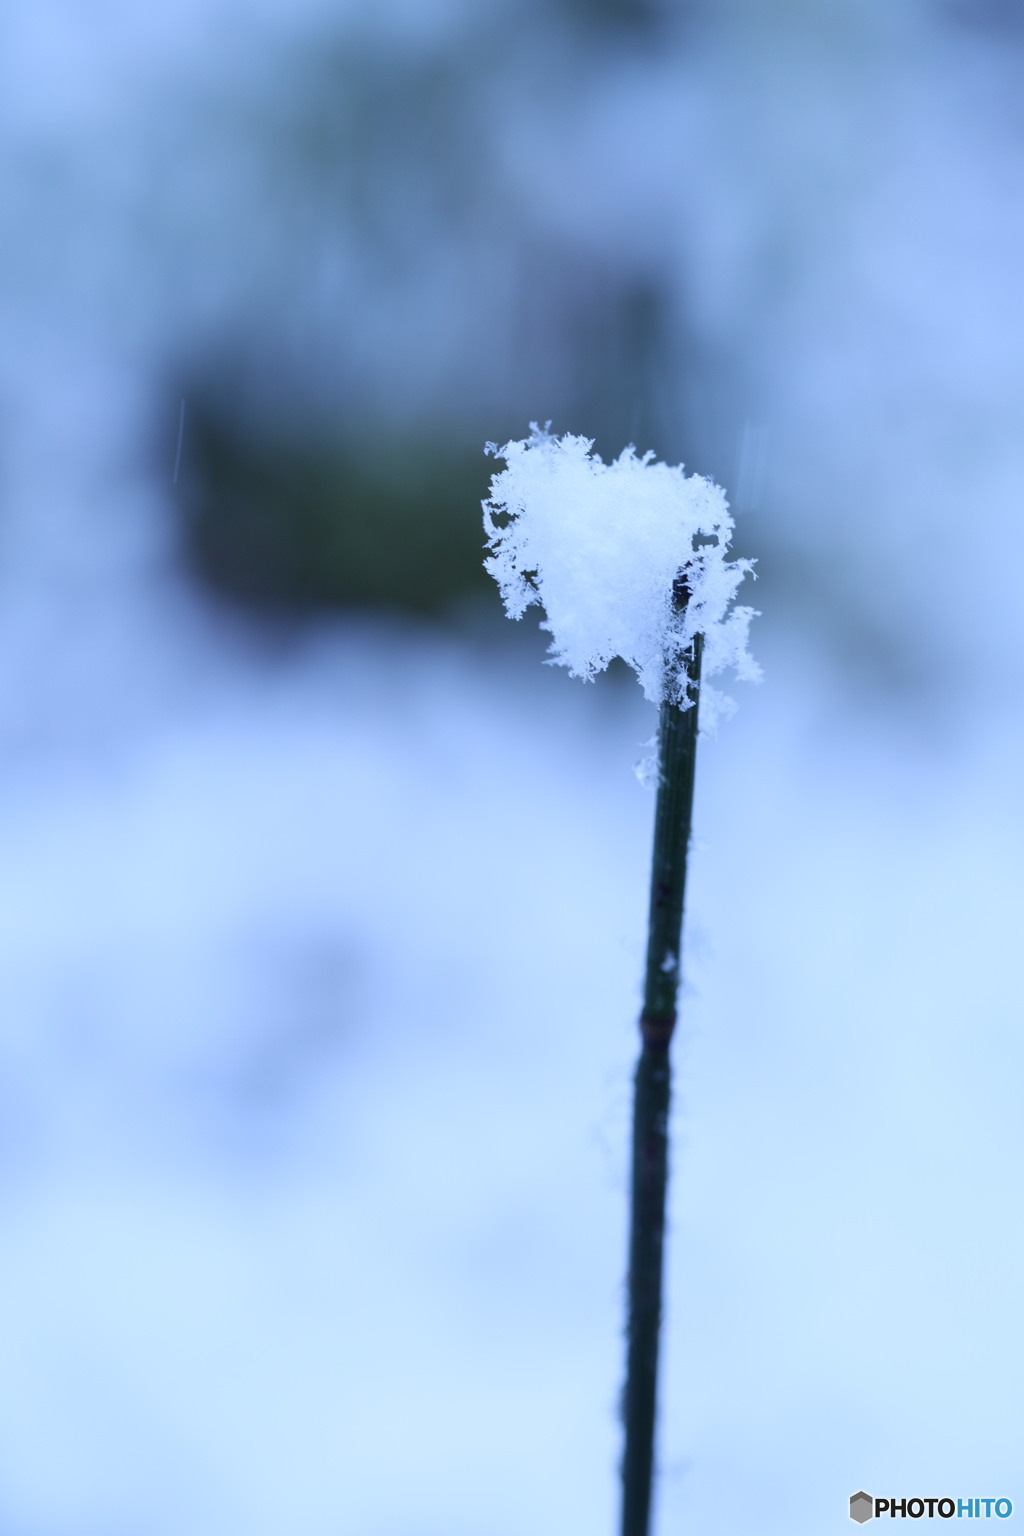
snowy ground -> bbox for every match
[0,600,1020,1535]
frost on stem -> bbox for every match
[483,425,760,726]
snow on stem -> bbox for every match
[482,424,758,715]
[483,427,757,1536]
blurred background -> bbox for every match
[1,0,1023,1531]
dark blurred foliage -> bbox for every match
[169,2,694,620]
[179,404,493,616]
[177,275,674,614]
[939,0,1024,34]
[174,281,680,618]
[556,0,678,35]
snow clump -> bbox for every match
[483,426,759,719]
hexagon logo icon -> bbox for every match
[850,1491,874,1524]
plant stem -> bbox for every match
[620,624,703,1536]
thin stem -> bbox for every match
[620,627,703,1536]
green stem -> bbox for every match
[620,628,703,1536]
